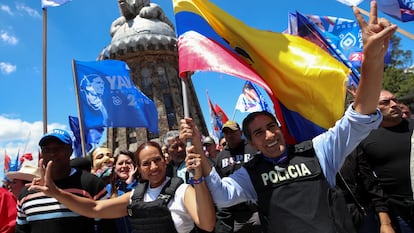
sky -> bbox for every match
[0,0,413,169]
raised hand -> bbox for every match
[353,1,397,59]
[351,1,398,114]
[126,164,138,184]
[28,159,60,196]
[185,145,203,181]
[179,118,201,143]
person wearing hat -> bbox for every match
[203,136,218,161]
[212,120,261,233]
[15,129,116,233]
[6,162,40,198]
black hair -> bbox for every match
[242,111,278,141]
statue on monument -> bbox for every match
[110,0,175,37]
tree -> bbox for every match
[383,35,414,98]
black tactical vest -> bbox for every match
[244,141,356,233]
[127,177,183,233]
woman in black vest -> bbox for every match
[29,141,216,233]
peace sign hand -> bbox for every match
[28,159,60,196]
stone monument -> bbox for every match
[98,0,208,153]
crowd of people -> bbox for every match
[1,2,413,233]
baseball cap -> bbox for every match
[203,136,215,145]
[39,129,73,146]
[222,121,240,131]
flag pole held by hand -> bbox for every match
[182,72,195,179]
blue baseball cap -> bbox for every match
[39,129,73,146]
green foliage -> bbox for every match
[383,35,414,99]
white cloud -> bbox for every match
[0,4,13,16]
[0,115,67,159]
[0,62,16,74]
[16,4,41,19]
[0,31,18,45]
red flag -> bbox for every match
[4,152,10,172]
[19,153,33,164]
[214,104,229,125]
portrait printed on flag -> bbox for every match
[79,74,109,128]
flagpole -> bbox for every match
[72,60,87,157]
[42,8,48,134]
[22,131,31,154]
[181,72,194,179]
[231,108,237,120]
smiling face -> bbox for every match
[114,154,135,181]
[246,114,286,158]
[137,144,167,188]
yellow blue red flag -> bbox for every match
[173,0,350,143]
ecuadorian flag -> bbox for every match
[173,0,350,144]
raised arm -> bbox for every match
[183,145,216,232]
[29,159,129,219]
[352,1,397,114]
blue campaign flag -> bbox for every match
[73,60,159,133]
[69,116,104,158]
[300,12,392,70]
